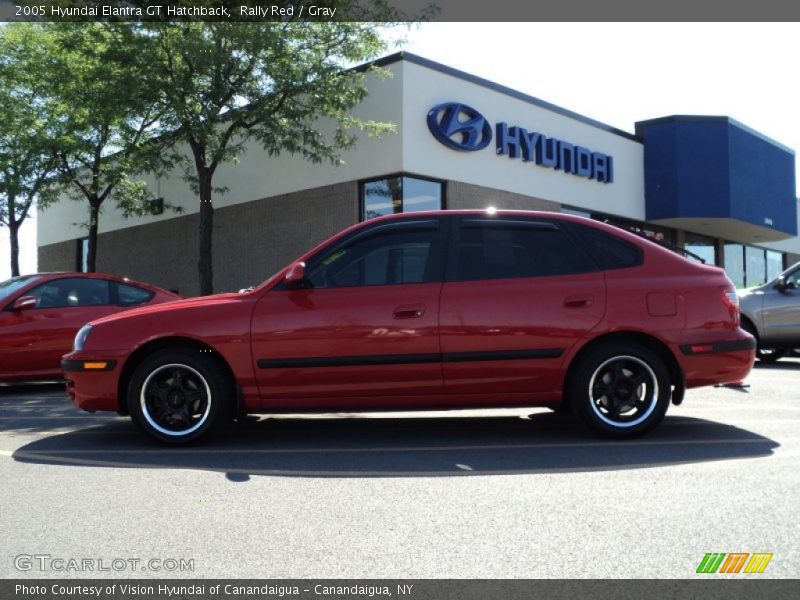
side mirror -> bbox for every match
[12,295,37,310]
[775,276,794,292]
[284,261,307,289]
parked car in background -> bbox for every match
[63,210,754,444]
[0,272,181,382]
[739,262,800,362]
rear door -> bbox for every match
[440,216,606,395]
[250,218,448,406]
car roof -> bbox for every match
[14,272,174,294]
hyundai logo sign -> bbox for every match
[427,102,614,184]
[426,103,493,152]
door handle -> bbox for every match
[564,295,593,308]
[393,304,426,319]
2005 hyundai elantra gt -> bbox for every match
[63,210,755,444]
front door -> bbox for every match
[762,267,800,343]
[250,218,448,408]
[0,277,117,379]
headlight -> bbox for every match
[74,324,92,351]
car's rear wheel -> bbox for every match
[127,349,230,445]
[567,342,671,437]
[755,346,786,362]
[740,320,785,363]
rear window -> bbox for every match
[114,282,155,306]
[565,222,643,270]
[451,219,598,282]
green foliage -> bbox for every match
[39,23,168,212]
[0,22,183,271]
[0,25,59,275]
[136,18,405,293]
[143,21,398,189]
[0,25,56,220]
[1,14,414,285]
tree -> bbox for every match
[141,21,398,295]
[29,23,170,273]
[0,25,58,277]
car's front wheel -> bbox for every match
[127,349,230,445]
[567,342,671,437]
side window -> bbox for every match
[306,222,443,289]
[451,219,597,282]
[564,221,643,270]
[114,282,155,307]
[28,278,110,309]
[782,268,800,289]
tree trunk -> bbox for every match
[197,172,214,295]
[8,222,20,277]
[5,192,21,277]
[87,202,99,273]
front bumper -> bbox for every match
[62,350,128,413]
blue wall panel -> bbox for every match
[636,116,796,236]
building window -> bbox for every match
[361,174,444,220]
[683,232,716,265]
[76,238,89,273]
[724,242,785,288]
[746,246,767,287]
[766,250,784,282]
[724,243,745,289]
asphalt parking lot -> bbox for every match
[1,360,798,579]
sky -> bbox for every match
[2,21,799,281]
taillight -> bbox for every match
[721,288,740,327]
[722,289,739,309]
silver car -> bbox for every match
[739,262,800,361]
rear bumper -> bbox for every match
[678,338,756,356]
[674,330,756,388]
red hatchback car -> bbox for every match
[0,272,180,382]
[63,211,754,444]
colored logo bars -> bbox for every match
[696,552,773,574]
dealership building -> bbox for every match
[38,52,799,296]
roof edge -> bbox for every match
[355,52,641,143]
[635,115,794,155]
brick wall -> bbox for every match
[447,181,560,212]
[39,182,358,296]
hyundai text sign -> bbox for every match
[426,102,614,183]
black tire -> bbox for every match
[567,341,671,438]
[127,348,231,445]
[544,402,572,415]
[756,347,787,363]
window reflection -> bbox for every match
[362,175,443,220]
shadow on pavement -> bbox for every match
[7,400,780,478]
[753,359,800,371]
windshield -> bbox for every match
[0,275,41,302]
